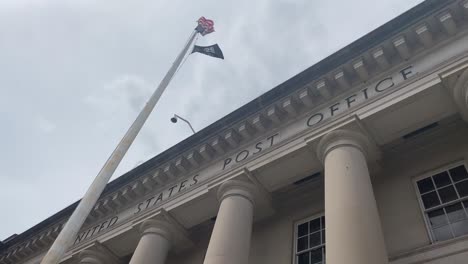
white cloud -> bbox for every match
[85,75,152,112]
[36,116,57,133]
[83,74,162,156]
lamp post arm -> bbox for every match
[174,114,196,134]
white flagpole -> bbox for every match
[40,29,198,264]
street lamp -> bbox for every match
[171,114,196,134]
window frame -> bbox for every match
[293,213,326,264]
[413,160,468,243]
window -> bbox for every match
[416,163,468,242]
[295,215,325,264]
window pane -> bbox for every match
[310,248,323,264]
[445,203,467,222]
[428,209,448,227]
[297,216,325,264]
[298,223,308,237]
[455,180,468,198]
[433,225,453,241]
[298,237,308,252]
[422,191,440,209]
[433,172,451,188]
[450,166,468,182]
[438,185,458,203]
[310,219,321,233]
[417,178,435,194]
[298,252,309,264]
[451,220,468,237]
[309,231,321,248]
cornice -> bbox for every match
[0,223,62,264]
[3,0,468,261]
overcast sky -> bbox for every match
[0,0,424,240]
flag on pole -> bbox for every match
[39,23,202,264]
[192,44,224,59]
[196,16,215,36]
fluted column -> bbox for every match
[317,129,388,264]
[450,68,468,122]
[203,180,256,264]
[129,219,172,264]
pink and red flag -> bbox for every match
[196,16,215,36]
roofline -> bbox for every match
[2,0,453,250]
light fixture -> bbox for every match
[170,114,196,134]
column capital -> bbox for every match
[316,129,373,164]
[217,180,256,205]
[139,219,174,244]
[78,243,122,264]
[129,218,175,264]
[450,67,468,121]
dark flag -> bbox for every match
[192,44,224,59]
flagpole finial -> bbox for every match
[196,16,215,36]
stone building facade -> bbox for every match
[2,0,468,263]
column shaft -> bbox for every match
[203,180,255,264]
[324,144,388,264]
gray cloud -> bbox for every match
[0,0,423,239]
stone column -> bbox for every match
[129,219,172,264]
[203,180,256,264]
[78,243,121,264]
[450,68,468,122]
[316,129,388,264]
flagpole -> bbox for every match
[40,29,198,264]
